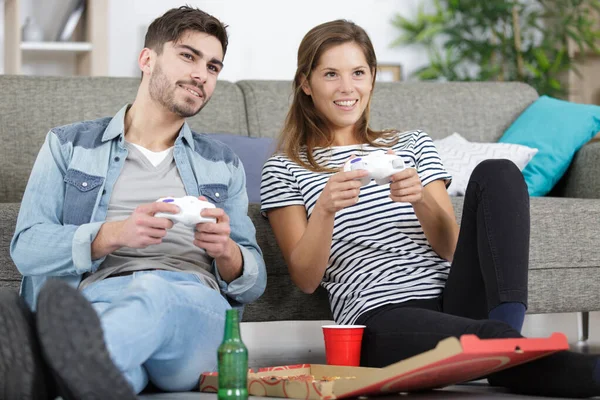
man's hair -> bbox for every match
[144,6,229,58]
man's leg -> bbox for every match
[79,276,149,393]
[36,280,138,400]
[86,270,230,392]
[36,270,230,397]
[442,159,529,331]
[0,288,51,399]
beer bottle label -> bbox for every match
[219,348,248,386]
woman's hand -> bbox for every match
[315,157,368,216]
[388,150,424,204]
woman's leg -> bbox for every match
[356,301,600,398]
[488,351,600,398]
[356,298,517,367]
[442,159,529,329]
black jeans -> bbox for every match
[356,159,599,398]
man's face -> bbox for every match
[148,31,224,118]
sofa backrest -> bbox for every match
[0,75,538,203]
[0,75,540,322]
[238,80,539,141]
[0,75,247,203]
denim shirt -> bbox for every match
[11,105,266,310]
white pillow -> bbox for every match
[433,133,538,196]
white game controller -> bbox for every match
[343,152,406,186]
[154,196,216,226]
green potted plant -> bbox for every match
[391,0,600,97]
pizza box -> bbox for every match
[200,333,568,399]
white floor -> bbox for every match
[136,312,600,399]
[522,311,600,352]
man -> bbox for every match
[1,6,266,399]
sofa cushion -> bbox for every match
[434,133,538,196]
[244,203,331,322]
[499,95,600,196]
[557,141,600,199]
[207,134,276,203]
[0,203,21,290]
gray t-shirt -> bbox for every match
[79,142,218,291]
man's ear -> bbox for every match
[300,75,311,96]
[138,48,153,75]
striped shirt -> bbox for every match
[260,130,453,324]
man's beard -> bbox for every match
[148,64,210,118]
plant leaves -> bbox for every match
[389,0,600,96]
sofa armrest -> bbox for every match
[0,203,22,285]
[554,141,600,199]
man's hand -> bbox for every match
[115,202,177,248]
[92,201,177,260]
[387,150,424,204]
[194,196,243,282]
[193,197,234,258]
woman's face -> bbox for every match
[303,41,373,138]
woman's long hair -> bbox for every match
[278,19,396,172]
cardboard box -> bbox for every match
[200,333,568,399]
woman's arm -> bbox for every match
[389,165,458,261]
[267,205,333,293]
[412,180,459,261]
[387,132,459,261]
[266,168,368,293]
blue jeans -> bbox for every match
[81,270,231,393]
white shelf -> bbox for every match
[20,42,93,52]
[5,0,108,75]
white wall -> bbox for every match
[0,0,432,79]
[0,1,4,72]
[107,0,431,81]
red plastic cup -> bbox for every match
[322,325,366,366]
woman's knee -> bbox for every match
[471,159,521,181]
[469,159,527,193]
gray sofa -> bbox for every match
[1,75,600,364]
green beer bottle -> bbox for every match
[218,309,248,400]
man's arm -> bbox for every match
[201,161,266,305]
[10,130,106,277]
[212,238,243,283]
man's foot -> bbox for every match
[36,280,138,400]
[0,288,50,399]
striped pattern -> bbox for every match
[261,130,453,324]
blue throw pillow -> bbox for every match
[207,134,276,203]
[499,95,600,196]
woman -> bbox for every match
[260,19,600,398]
